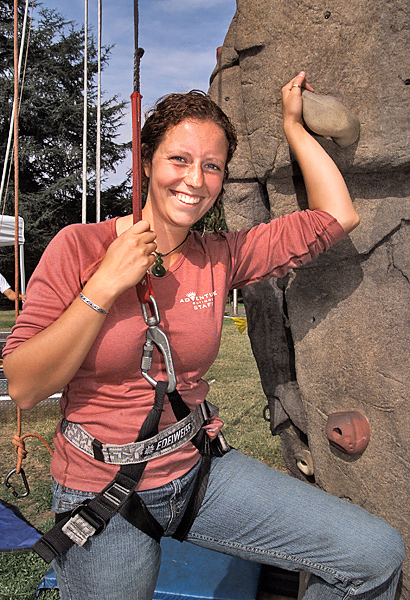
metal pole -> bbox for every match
[82,0,88,224]
[0,0,30,205]
[13,0,20,318]
[233,289,238,315]
[96,0,102,223]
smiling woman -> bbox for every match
[2,79,403,600]
[140,90,237,243]
[142,119,228,254]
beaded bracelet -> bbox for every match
[79,292,108,315]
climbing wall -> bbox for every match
[208,0,410,596]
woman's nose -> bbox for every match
[185,163,204,188]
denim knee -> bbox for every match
[190,450,405,599]
[357,518,405,585]
[377,523,404,577]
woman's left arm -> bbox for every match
[282,72,360,234]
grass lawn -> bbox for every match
[0,316,284,599]
[0,310,16,332]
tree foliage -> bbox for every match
[0,0,132,281]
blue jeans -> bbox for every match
[51,450,404,600]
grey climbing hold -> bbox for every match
[302,90,360,147]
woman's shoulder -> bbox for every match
[56,218,117,241]
[189,229,234,247]
[49,218,117,254]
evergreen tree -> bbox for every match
[0,0,132,281]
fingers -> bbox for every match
[283,71,314,96]
[133,224,157,271]
[96,220,158,295]
[289,71,306,93]
[129,219,156,242]
[126,220,157,256]
[203,415,224,440]
[282,71,315,131]
[131,219,153,235]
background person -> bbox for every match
[0,272,26,302]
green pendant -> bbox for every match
[152,254,166,277]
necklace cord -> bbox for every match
[155,232,190,259]
[152,232,190,277]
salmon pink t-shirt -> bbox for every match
[3,210,345,492]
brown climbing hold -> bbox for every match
[326,411,371,455]
[302,90,360,147]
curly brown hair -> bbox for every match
[141,90,237,231]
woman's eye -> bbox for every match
[205,163,221,171]
[171,156,186,163]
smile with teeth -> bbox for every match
[174,191,202,205]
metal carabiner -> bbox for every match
[141,294,160,327]
[5,467,30,498]
[140,295,177,393]
[141,326,177,393]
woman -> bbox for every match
[3,72,404,599]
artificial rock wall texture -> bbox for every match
[208,1,410,597]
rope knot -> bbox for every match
[12,434,27,472]
[12,434,27,460]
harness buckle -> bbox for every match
[102,482,130,507]
[62,501,106,547]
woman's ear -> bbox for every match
[141,144,151,178]
[143,161,151,178]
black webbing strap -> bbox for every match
[33,384,228,562]
[168,388,190,420]
[33,381,168,563]
[169,392,227,542]
[168,389,210,454]
[172,453,212,542]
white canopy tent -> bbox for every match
[0,215,26,294]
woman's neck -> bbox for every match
[115,213,190,257]
[141,206,190,255]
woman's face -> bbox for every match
[144,118,228,230]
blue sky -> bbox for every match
[37,0,237,185]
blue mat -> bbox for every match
[36,567,58,596]
[0,499,42,552]
[154,537,261,599]
[37,537,261,599]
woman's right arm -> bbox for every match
[3,220,157,410]
[282,72,360,234]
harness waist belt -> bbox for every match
[61,404,205,464]
[33,383,230,563]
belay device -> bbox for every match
[33,0,229,563]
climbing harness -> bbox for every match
[33,383,225,562]
[32,0,230,563]
[61,405,206,465]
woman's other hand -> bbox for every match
[281,71,314,132]
[203,415,224,441]
[280,72,360,234]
